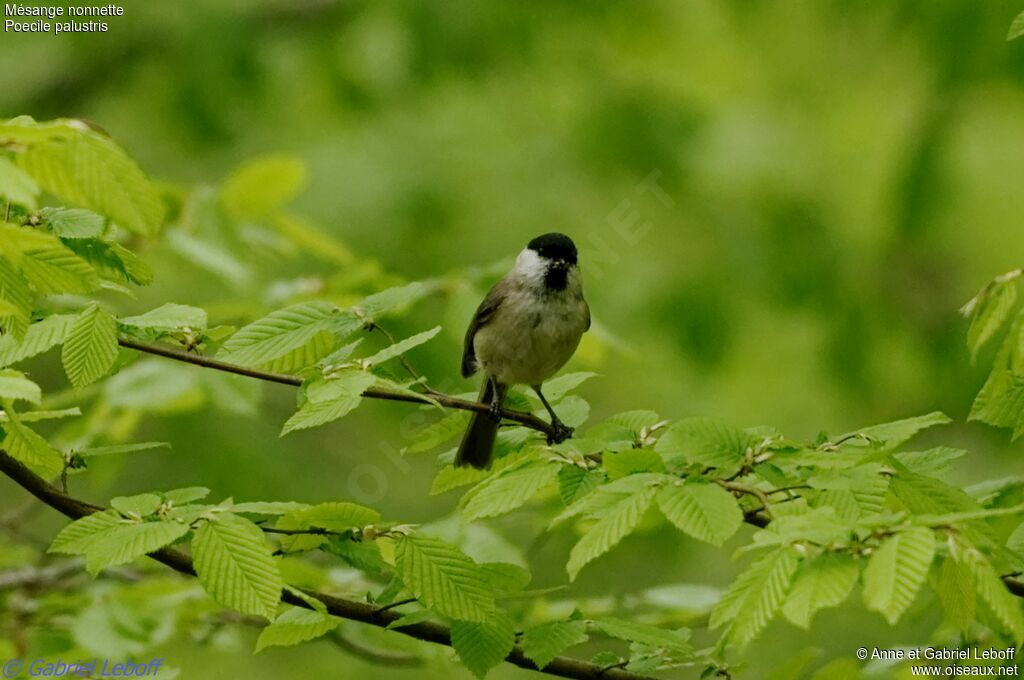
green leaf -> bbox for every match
[566,483,658,580]
[0,314,75,367]
[406,410,471,454]
[656,480,742,546]
[964,548,1024,642]
[535,372,598,402]
[48,510,124,554]
[62,239,153,286]
[217,301,341,373]
[558,466,603,506]
[894,447,966,478]
[936,556,975,632]
[394,534,495,622]
[192,513,283,620]
[842,412,951,452]
[1,224,100,295]
[355,282,430,321]
[2,405,64,478]
[0,369,40,403]
[231,502,310,516]
[14,121,164,235]
[781,553,859,628]
[62,303,118,388]
[222,154,306,220]
[281,369,376,435]
[479,562,531,595]
[451,612,516,679]
[76,441,170,458]
[254,607,338,653]
[83,520,190,576]
[39,207,105,239]
[362,326,441,366]
[709,547,798,649]
[161,487,210,504]
[120,303,208,332]
[461,460,560,522]
[0,155,39,208]
[592,617,692,654]
[286,502,380,532]
[110,493,163,518]
[654,418,755,474]
[604,449,665,479]
[966,277,1019,361]
[0,255,31,338]
[862,526,935,624]
[1009,10,1024,40]
[521,620,589,669]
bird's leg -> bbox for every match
[487,376,503,422]
[532,384,573,444]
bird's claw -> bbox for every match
[547,420,574,445]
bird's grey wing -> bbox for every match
[461,285,503,378]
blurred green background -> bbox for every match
[3,1,1024,677]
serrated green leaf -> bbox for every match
[536,372,598,403]
[120,303,207,332]
[656,480,742,546]
[557,466,603,506]
[62,303,118,388]
[76,441,170,458]
[231,502,310,516]
[781,553,859,628]
[592,617,691,654]
[841,412,951,452]
[0,369,40,403]
[894,447,966,478]
[461,460,559,522]
[254,607,338,653]
[355,282,430,321]
[1,224,99,295]
[362,326,441,366]
[553,473,663,525]
[192,513,283,619]
[654,418,754,474]
[15,123,163,235]
[83,520,190,576]
[217,301,340,373]
[566,484,657,580]
[521,620,589,669]
[39,207,104,238]
[0,255,31,338]
[110,493,162,518]
[287,502,380,532]
[406,410,471,454]
[478,562,531,595]
[964,548,1024,642]
[0,155,38,208]
[966,278,1019,361]
[48,510,124,554]
[604,449,665,479]
[281,369,376,434]
[394,534,495,622]
[709,547,798,649]
[451,612,515,679]
[2,405,64,479]
[62,239,153,286]
[161,487,210,504]
[0,314,75,367]
[862,526,935,624]
[936,556,975,632]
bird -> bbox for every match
[456,232,590,469]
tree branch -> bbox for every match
[116,336,558,438]
[0,449,654,680]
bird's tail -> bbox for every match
[455,380,507,469]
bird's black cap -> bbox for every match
[527,232,577,265]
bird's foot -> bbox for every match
[546,419,574,445]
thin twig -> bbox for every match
[327,630,423,667]
[116,336,556,438]
[0,449,655,680]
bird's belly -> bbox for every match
[474,303,586,386]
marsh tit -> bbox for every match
[456,233,590,469]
